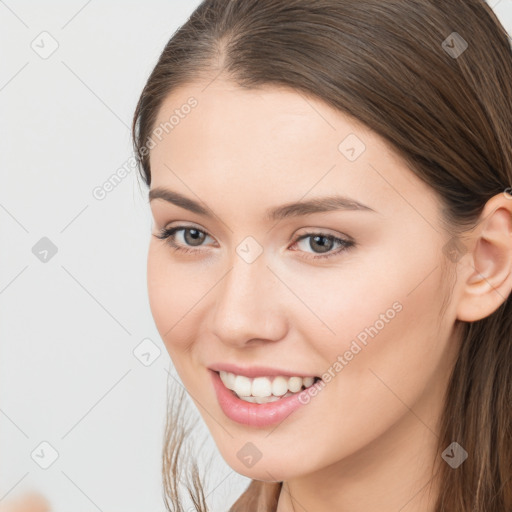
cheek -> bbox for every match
[292,244,450,416]
[271,256,413,364]
[285,233,448,372]
[147,245,200,351]
[309,261,450,438]
[146,246,209,391]
[147,243,225,371]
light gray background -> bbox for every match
[1,1,511,512]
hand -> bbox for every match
[0,493,50,512]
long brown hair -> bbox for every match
[132,1,512,510]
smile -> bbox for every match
[219,370,320,403]
[210,370,323,428]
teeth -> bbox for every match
[288,376,303,393]
[272,376,288,396]
[219,371,318,399]
[234,375,252,396]
[252,377,272,397]
[238,391,295,404]
[226,372,236,389]
[238,396,258,403]
[303,376,315,388]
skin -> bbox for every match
[0,493,50,512]
[147,78,512,511]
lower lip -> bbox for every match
[210,370,319,428]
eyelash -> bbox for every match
[154,225,355,260]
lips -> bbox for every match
[208,362,320,379]
[210,369,321,427]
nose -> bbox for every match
[209,253,289,348]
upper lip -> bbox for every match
[208,363,320,379]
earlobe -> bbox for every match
[456,195,512,322]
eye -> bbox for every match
[154,226,214,255]
[289,232,355,260]
[153,225,355,260]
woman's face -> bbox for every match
[147,79,460,481]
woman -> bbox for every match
[132,0,512,510]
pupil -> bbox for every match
[185,229,204,246]
[312,235,332,253]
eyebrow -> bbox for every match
[148,187,376,222]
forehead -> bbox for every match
[150,79,373,163]
[148,79,437,220]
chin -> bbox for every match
[218,449,303,482]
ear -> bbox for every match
[455,191,512,322]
